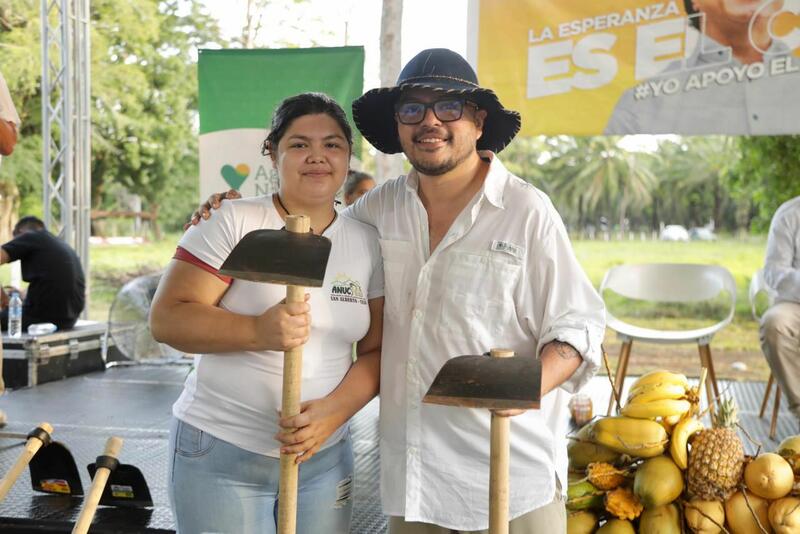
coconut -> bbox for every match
[596,519,635,534]
[634,455,683,508]
[567,480,604,511]
[744,453,794,500]
[567,510,599,534]
[776,435,800,475]
[768,497,800,534]
[639,503,681,533]
[684,498,725,534]
[724,490,773,534]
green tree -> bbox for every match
[546,136,658,233]
[734,135,800,232]
[0,0,223,236]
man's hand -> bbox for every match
[183,189,242,230]
[254,294,311,351]
[276,397,347,464]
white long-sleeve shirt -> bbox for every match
[764,196,800,304]
[345,153,606,530]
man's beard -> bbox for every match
[402,134,472,176]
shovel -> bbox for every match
[0,422,54,501]
[87,456,152,508]
[72,436,123,534]
[0,426,83,497]
[219,214,331,534]
[423,349,542,534]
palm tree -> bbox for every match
[547,137,659,234]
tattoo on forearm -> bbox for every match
[552,341,580,360]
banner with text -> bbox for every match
[198,47,364,200]
[475,0,800,136]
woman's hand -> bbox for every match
[255,294,312,351]
[276,397,347,464]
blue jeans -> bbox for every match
[168,418,354,534]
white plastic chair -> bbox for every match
[601,263,737,415]
[750,268,781,439]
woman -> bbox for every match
[343,170,376,206]
[150,93,383,534]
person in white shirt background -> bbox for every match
[194,48,606,533]
[760,195,800,429]
[0,68,21,428]
[151,92,384,533]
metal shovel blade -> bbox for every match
[87,462,153,508]
[423,354,542,410]
[219,228,332,286]
[29,441,84,496]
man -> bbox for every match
[0,69,19,157]
[760,195,800,429]
[0,216,86,331]
[195,49,605,533]
[605,0,800,134]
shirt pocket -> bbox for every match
[439,250,521,339]
[378,239,413,321]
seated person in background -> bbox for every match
[342,169,375,206]
[760,195,800,427]
[0,216,86,331]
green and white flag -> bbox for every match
[198,47,364,200]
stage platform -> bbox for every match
[0,364,795,533]
[0,363,386,533]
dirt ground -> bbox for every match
[601,338,771,383]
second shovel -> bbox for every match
[219,214,331,534]
[423,348,542,534]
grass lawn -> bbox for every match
[15,233,765,382]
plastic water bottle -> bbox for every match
[8,290,22,338]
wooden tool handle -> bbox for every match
[277,215,310,534]
[0,422,53,502]
[72,436,123,534]
[489,349,512,534]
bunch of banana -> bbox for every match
[620,370,699,420]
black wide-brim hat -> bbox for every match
[352,48,521,155]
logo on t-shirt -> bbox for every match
[330,275,367,305]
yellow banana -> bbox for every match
[669,416,705,469]
[621,399,692,420]
[589,416,669,458]
[627,382,688,404]
[629,370,689,392]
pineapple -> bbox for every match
[587,462,626,490]
[605,487,643,520]
[687,396,745,501]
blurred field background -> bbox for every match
[59,233,770,381]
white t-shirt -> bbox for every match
[171,196,384,457]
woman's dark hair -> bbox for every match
[261,92,353,156]
[343,170,374,197]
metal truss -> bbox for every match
[40,0,91,288]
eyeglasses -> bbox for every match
[394,98,478,125]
